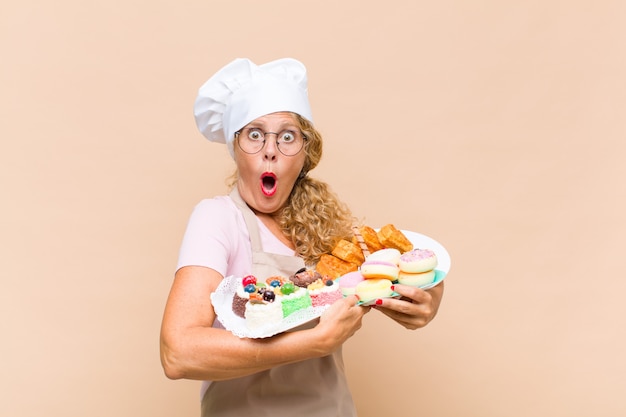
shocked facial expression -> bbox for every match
[234,112,306,215]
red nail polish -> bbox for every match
[375,299,383,306]
[390,285,395,291]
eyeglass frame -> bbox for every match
[234,127,308,156]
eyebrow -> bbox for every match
[245,124,299,131]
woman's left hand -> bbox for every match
[373,281,444,330]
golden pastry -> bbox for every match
[331,239,365,265]
[377,224,413,253]
[315,254,358,279]
[352,225,384,253]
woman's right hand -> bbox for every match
[315,295,370,351]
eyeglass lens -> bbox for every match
[237,128,305,156]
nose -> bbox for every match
[262,136,279,160]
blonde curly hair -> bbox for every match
[228,113,356,265]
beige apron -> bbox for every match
[201,188,357,417]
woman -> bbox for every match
[160,58,444,416]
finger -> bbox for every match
[373,304,414,327]
[343,294,360,306]
[374,304,428,330]
[373,296,419,315]
[391,284,431,304]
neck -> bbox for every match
[253,210,295,250]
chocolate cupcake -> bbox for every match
[289,268,322,288]
[231,291,249,318]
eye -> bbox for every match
[279,130,296,143]
[247,128,264,141]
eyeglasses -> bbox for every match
[234,127,307,156]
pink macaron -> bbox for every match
[337,271,365,296]
[360,260,399,281]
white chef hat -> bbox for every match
[193,58,314,157]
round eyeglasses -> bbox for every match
[235,127,307,156]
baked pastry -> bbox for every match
[315,254,358,279]
[377,224,413,253]
[352,225,384,253]
[331,239,365,265]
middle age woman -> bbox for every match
[160,58,444,416]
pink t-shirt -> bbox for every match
[176,196,296,278]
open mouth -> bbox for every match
[260,172,277,196]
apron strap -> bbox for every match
[229,187,263,252]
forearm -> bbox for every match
[160,322,330,381]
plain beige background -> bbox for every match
[2,1,625,416]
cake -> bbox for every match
[232,285,251,318]
[308,278,342,307]
[289,268,323,288]
[232,273,315,329]
[245,295,283,330]
[232,275,259,318]
[281,286,312,317]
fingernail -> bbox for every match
[390,285,395,291]
[375,299,383,306]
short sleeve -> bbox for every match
[176,197,247,275]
